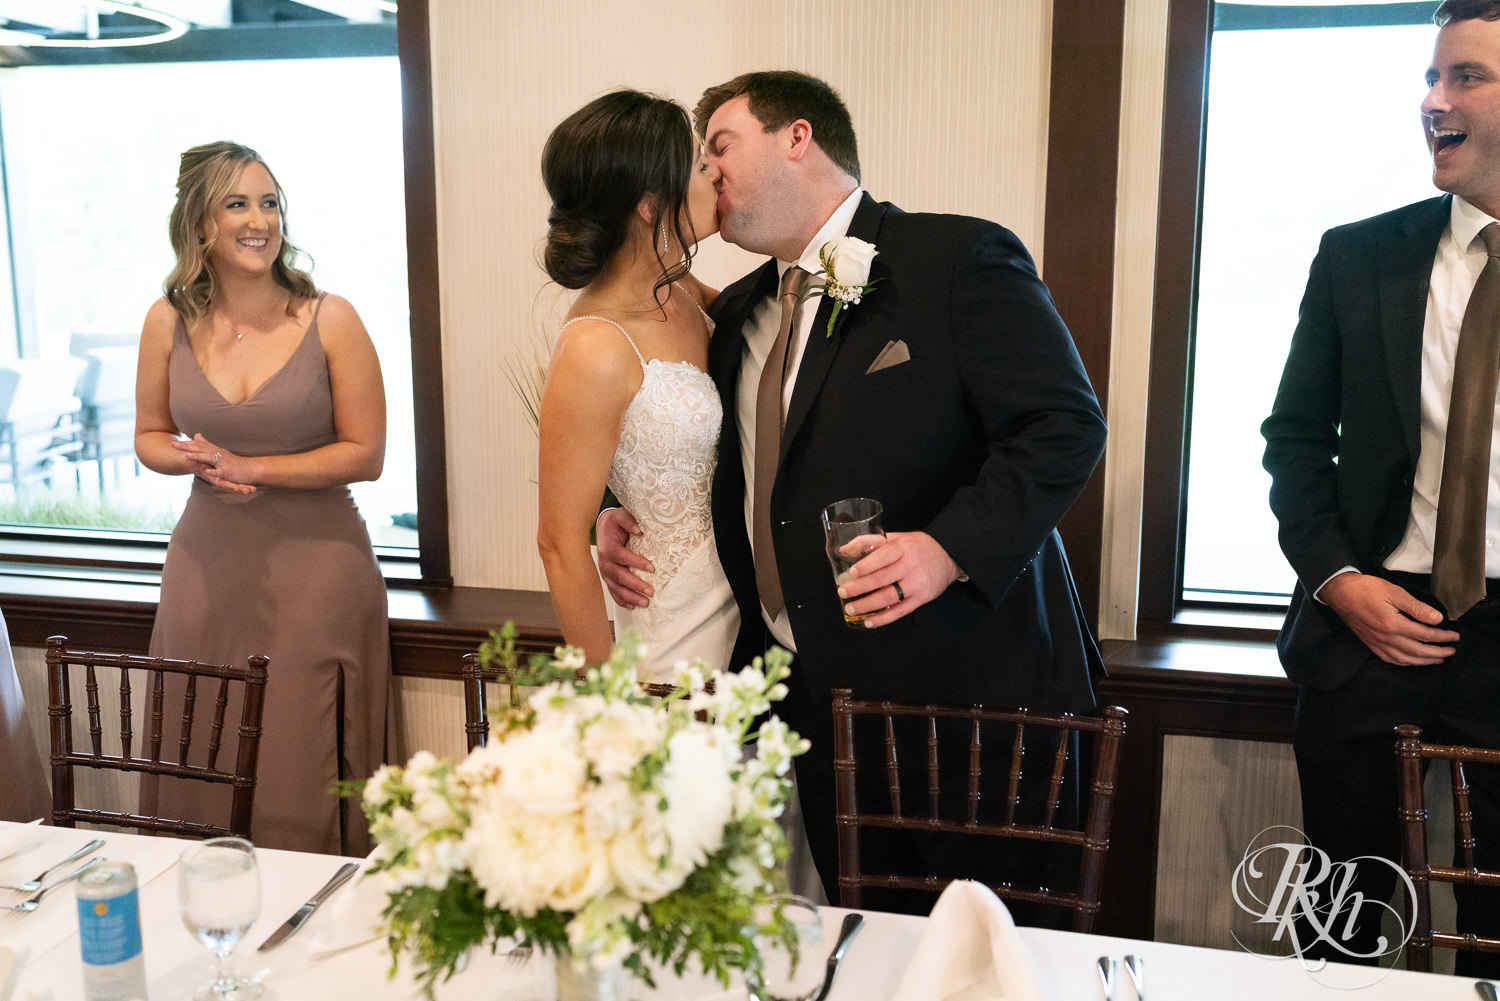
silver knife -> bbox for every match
[256,862,358,952]
[810,913,863,1001]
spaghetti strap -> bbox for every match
[562,314,646,369]
[673,281,713,327]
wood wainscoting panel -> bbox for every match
[1155,734,1301,952]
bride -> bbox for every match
[536,90,737,677]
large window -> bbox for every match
[0,2,437,580]
[1145,0,1442,617]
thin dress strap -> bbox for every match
[561,314,646,369]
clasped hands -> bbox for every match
[174,433,256,494]
[595,508,962,627]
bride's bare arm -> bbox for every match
[537,320,642,663]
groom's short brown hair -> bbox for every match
[695,70,861,182]
[1435,0,1500,24]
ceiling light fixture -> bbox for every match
[1,1,187,49]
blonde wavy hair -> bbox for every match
[164,141,316,330]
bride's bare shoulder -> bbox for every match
[549,315,640,388]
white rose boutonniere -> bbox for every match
[806,236,882,337]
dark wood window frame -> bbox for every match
[0,1,451,589]
[1137,0,1441,633]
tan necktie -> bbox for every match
[1432,222,1500,619]
[753,266,811,619]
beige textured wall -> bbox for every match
[429,0,1057,590]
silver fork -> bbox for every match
[503,941,533,970]
[0,838,104,894]
[1096,956,1116,1001]
[4,856,104,913]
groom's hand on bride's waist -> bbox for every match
[596,507,655,609]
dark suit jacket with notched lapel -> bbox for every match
[707,193,1107,743]
[1263,194,1450,692]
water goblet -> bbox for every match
[178,837,263,1001]
[747,894,824,1001]
[821,497,886,628]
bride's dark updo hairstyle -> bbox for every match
[542,90,699,300]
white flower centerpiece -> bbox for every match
[358,626,809,999]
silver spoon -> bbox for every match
[5,856,104,913]
[0,838,104,894]
[1097,956,1116,1001]
[1124,954,1144,999]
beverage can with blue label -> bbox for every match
[76,861,148,1001]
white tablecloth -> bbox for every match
[0,822,1480,1000]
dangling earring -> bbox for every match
[659,222,668,256]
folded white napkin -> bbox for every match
[0,820,42,864]
[304,853,392,958]
[891,881,1048,1001]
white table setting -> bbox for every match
[0,819,1487,1001]
[2,642,1486,1001]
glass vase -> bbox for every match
[553,954,637,1001]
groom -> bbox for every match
[600,71,1105,909]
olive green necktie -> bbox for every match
[753,266,810,619]
[1432,222,1500,619]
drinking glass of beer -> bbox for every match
[821,497,885,628]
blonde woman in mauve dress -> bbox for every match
[134,141,389,855]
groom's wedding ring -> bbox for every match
[211,452,222,466]
[893,581,906,603]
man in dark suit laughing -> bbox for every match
[1262,0,1500,973]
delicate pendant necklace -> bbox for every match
[225,296,283,342]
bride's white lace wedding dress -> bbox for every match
[566,314,739,680]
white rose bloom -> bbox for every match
[657,728,736,867]
[490,721,587,816]
[455,741,506,785]
[465,799,609,915]
[829,237,878,284]
[581,776,634,841]
[581,702,660,778]
[609,815,692,901]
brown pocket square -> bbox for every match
[866,339,911,374]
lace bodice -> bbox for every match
[564,314,723,602]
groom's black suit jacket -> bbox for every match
[707,193,1106,752]
[1263,195,1452,691]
